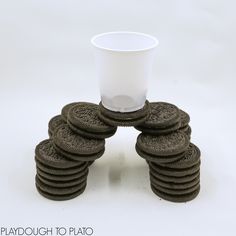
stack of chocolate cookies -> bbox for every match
[35,102,117,201]
[35,99,201,203]
[135,102,201,202]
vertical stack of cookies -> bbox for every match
[35,102,117,201]
[135,102,201,202]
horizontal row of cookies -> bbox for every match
[35,102,117,200]
[135,102,201,202]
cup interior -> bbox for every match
[91,31,158,52]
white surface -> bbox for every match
[92,31,157,112]
[0,0,236,235]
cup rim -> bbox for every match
[91,31,159,52]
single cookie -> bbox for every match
[53,124,105,155]
[150,168,200,183]
[150,172,200,190]
[35,139,83,169]
[53,143,105,162]
[37,167,88,181]
[48,115,65,137]
[135,144,185,164]
[157,143,201,169]
[151,181,200,195]
[151,184,200,203]
[99,101,150,121]
[68,102,117,139]
[149,161,200,177]
[136,131,190,156]
[135,121,181,135]
[98,101,150,127]
[61,102,78,122]
[37,171,88,188]
[36,175,86,195]
[136,102,180,128]
[36,183,86,201]
[179,125,192,137]
[36,159,88,175]
[179,109,190,128]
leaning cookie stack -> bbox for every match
[135,102,201,202]
[35,102,117,201]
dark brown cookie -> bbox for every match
[35,175,86,195]
[135,144,185,164]
[179,125,192,137]
[157,143,201,169]
[48,115,65,137]
[37,167,88,181]
[136,102,180,128]
[136,131,190,156]
[35,159,88,175]
[53,143,105,162]
[150,167,200,183]
[97,100,150,127]
[68,102,117,138]
[36,183,86,201]
[67,120,116,139]
[150,172,200,190]
[151,181,200,195]
[150,184,200,203]
[135,121,181,135]
[53,124,105,155]
[149,161,200,177]
[35,139,83,169]
[179,109,190,128]
[99,101,150,121]
[61,102,78,122]
[37,171,88,188]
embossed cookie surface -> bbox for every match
[53,124,105,155]
[137,131,189,156]
[48,115,65,137]
[35,139,80,168]
[158,143,200,169]
[138,102,180,128]
[179,109,190,128]
[61,102,78,121]
[68,102,117,133]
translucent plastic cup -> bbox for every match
[91,31,158,112]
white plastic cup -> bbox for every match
[91,31,158,112]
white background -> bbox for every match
[0,0,236,235]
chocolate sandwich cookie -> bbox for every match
[48,115,65,137]
[178,109,191,137]
[37,171,88,188]
[36,175,87,195]
[68,102,117,139]
[135,122,181,135]
[35,139,84,169]
[179,125,192,137]
[151,184,200,203]
[61,102,78,122]
[179,109,190,128]
[36,160,88,176]
[135,144,185,164]
[53,124,105,161]
[151,181,200,195]
[150,167,200,183]
[37,167,88,182]
[157,143,201,169]
[135,102,180,133]
[149,162,200,177]
[36,177,87,201]
[150,172,200,190]
[136,131,190,157]
[98,101,150,127]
